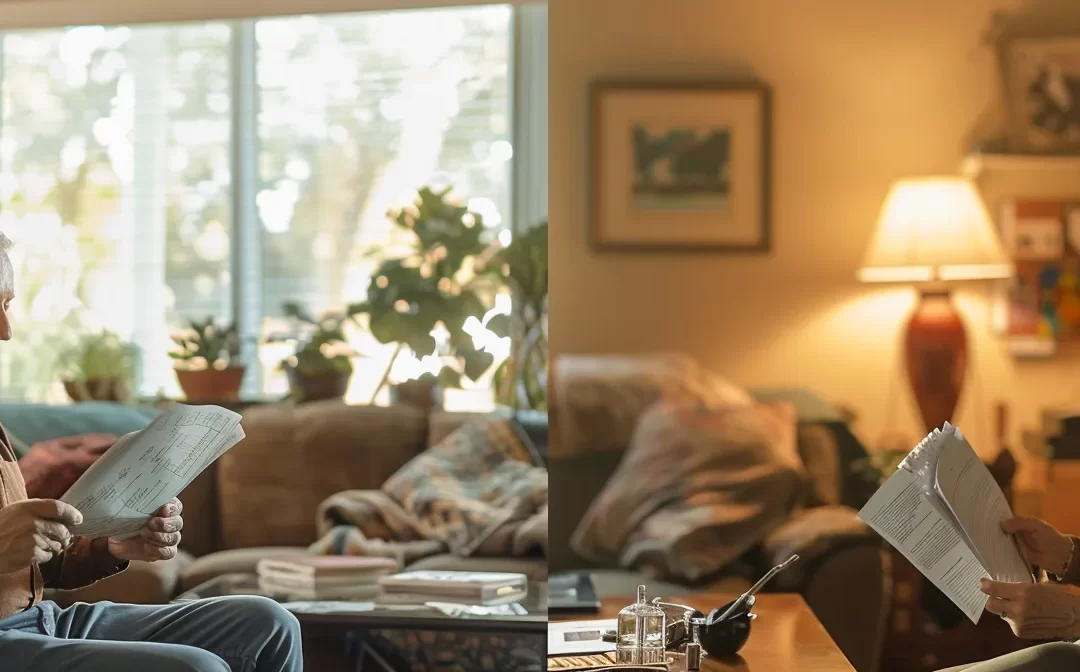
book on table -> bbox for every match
[376,570,529,605]
[857,422,1035,624]
[256,556,398,599]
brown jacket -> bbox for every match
[0,425,126,621]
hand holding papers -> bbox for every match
[858,423,1032,624]
[60,404,245,539]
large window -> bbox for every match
[0,5,522,405]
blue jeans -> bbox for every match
[0,596,302,671]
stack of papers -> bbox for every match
[61,404,245,539]
[858,423,1033,623]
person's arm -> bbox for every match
[39,537,128,590]
[1056,536,1080,587]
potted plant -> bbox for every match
[485,221,548,411]
[348,185,497,408]
[170,317,245,403]
[271,303,355,403]
[60,330,137,403]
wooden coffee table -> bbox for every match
[553,593,854,671]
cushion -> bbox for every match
[46,550,193,606]
[572,402,807,583]
[406,554,548,581]
[795,424,842,507]
[176,466,219,558]
[0,402,155,457]
[19,434,117,499]
[218,402,428,549]
[552,353,751,459]
[180,547,310,593]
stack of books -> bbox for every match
[376,570,529,605]
[256,556,399,600]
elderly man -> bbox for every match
[0,233,302,671]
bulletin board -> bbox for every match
[999,199,1080,356]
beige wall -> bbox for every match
[549,0,1080,458]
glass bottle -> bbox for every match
[615,585,666,664]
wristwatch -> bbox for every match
[1048,537,1077,583]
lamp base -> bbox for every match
[904,289,968,433]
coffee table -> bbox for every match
[552,593,854,671]
[177,573,547,672]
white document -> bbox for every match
[61,404,245,539]
[858,424,1033,625]
[547,619,617,656]
[933,432,1033,585]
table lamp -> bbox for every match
[858,176,1013,433]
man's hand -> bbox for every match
[981,578,1080,639]
[1002,517,1073,575]
[106,498,183,563]
[0,499,82,573]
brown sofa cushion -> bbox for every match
[176,466,219,558]
[218,402,428,549]
[552,354,752,459]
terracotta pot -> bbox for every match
[64,378,127,403]
[175,366,246,403]
[390,378,443,411]
[286,367,350,403]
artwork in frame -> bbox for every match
[589,80,770,251]
[995,199,1080,357]
[1000,36,1080,153]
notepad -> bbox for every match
[858,423,1034,624]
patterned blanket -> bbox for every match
[571,401,808,583]
[310,420,548,566]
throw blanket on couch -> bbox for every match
[572,401,809,583]
[19,433,117,500]
[310,419,548,566]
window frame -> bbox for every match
[0,4,545,401]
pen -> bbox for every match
[714,554,799,622]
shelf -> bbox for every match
[961,152,1080,179]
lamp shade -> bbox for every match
[858,177,1013,283]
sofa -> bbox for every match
[547,357,890,672]
[0,400,548,607]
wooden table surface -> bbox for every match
[554,593,854,672]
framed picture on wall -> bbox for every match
[1000,36,1080,154]
[588,80,771,252]
[994,198,1080,358]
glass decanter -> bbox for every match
[615,585,666,664]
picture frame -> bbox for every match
[1000,35,1080,154]
[588,79,771,252]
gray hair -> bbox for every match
[0,233,11,253]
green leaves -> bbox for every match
[485,221,548,411]
[484,312,511,339]
[283,302,316,325]
[352,185,502,387]
[488,221,548,311]
[62,330,137,384]
[388,186,488,275]
[276,302,355,376]
[171,316,240,367]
